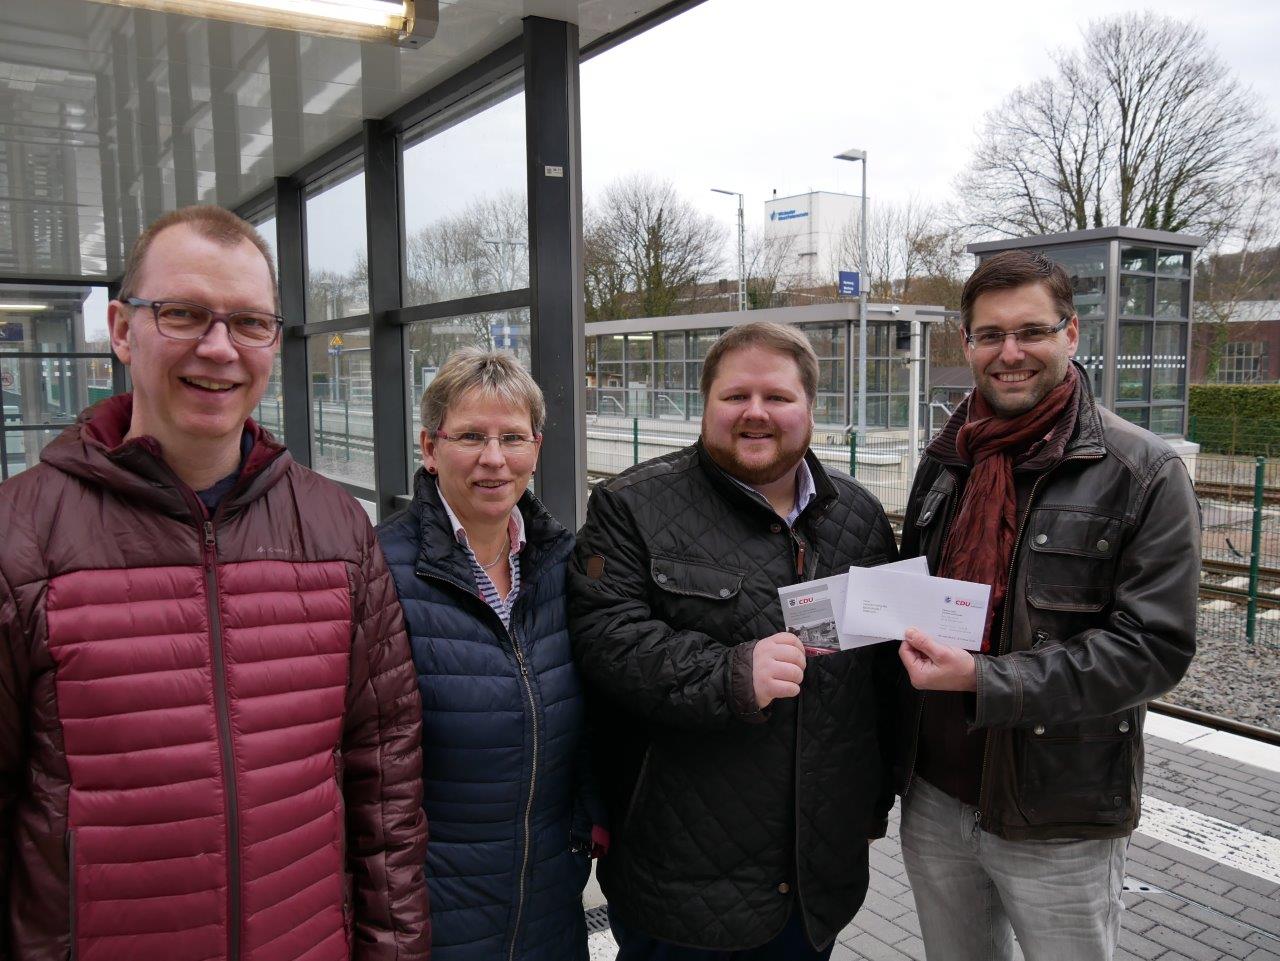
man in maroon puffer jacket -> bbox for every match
[0,206,429,961]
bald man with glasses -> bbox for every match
[0,205,428,961]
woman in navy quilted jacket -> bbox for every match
[377,347,605,961]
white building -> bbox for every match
[763,190,863,288]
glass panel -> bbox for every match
[1049,245,1107,277]
[1152,323,1187,401]
[654,390,686,419]
[0,357,109,426]
[1070,275,1107,318]
[1120,246,1156,273]
[253,355,285,438]
[656,331,685,361]
[1117,406,1149,428]
[659,362,684,390]
[1,428,61,480]
[818,359,842,393]
[406,308,532,418]
[305,163,369,321]
[1157,250,1191,277]
[0,284,109,353]
[402,89,528,307]
[1078,319,1105,397]
[889,395,909,430]
[690,329,721,359]
[625,334,653,363]
[867,396,888,429]
[599,335,623,362]
[1120,276,1153,317]
[308,328,373,489]
[251,214,278,278]
[1155,279,1188,320]
[1117,323,1151,402]
[1150,406,1184,436]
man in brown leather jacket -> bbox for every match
[894,250,1199,961]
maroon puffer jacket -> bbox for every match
[0,394,429,961]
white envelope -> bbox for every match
[841,566,992,651]
[777,556,929,653]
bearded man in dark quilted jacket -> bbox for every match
[0,206,428,961]
[568,321,899,960]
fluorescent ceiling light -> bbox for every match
[0,304,48,311]
[86,0,437,47]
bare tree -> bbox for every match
[403,190,530,362]
[959,13,1276,244]
[1196,152,1280,380]
[743,228,797,309]
[836,197,957,302]
[584,175,725,321]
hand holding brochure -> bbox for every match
[777,556,928,654]
[841,566,991,651]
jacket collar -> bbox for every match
[694,439,838,521]
[39,392,290,520]
[410,467,570,595]
[927,360,1106,469]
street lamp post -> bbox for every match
[834,148,868,439]
[712,188,747,311]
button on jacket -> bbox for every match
[0,394,428,961]
[897,367,1200,841]
[568,442,898,952]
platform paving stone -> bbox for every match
[834,732,1280,961]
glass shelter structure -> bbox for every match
[0,0,708,526]
[968,227,1205,438]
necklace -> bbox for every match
[478,543,507,570]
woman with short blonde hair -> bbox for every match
[376,347,602,961]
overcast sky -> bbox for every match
[290,0,1280,282]
[580,0,1280,232]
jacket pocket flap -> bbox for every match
[914,486,950,529]
[1027,580,1109,613]
[1027,511,1121,559]
[650,556,744,600]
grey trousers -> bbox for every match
[900,777,1127,961]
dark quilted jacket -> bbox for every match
[377,470,594,961]
[0,394,428,961]
[568,442,899,951]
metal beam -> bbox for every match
[523,17,585,527]
[364,118,410,519]
[275,176,311,465]
[387,288,531,325]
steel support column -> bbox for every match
[523,16,585,527]
[364,119,409,518]
[275,176,311,465]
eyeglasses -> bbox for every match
[433,430,540,454]
[124,298,284,348]
[964,316,1071,351]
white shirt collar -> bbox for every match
[437,486,527,554]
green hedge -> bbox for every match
[1189,385,1280,455]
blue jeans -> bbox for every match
[900,777,1127,961]
[609,905,834,961]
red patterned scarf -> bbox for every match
[938,366,1080,651]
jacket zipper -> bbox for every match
[508,629,539,961]
[973,452,1100,829]
[67,829,77,961]
[417,570,539,961]
[203,519,242,961]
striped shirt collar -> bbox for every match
[437,487,527,555]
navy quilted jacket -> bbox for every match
[377,469,593,961]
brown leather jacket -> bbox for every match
[898,368,1200,840]
[0,394,429,960]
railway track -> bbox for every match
[1195,480,1280,506]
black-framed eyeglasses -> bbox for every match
[964,316,1071,351]
[124,298,284,348]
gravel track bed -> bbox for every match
[1159,606,1280,733]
